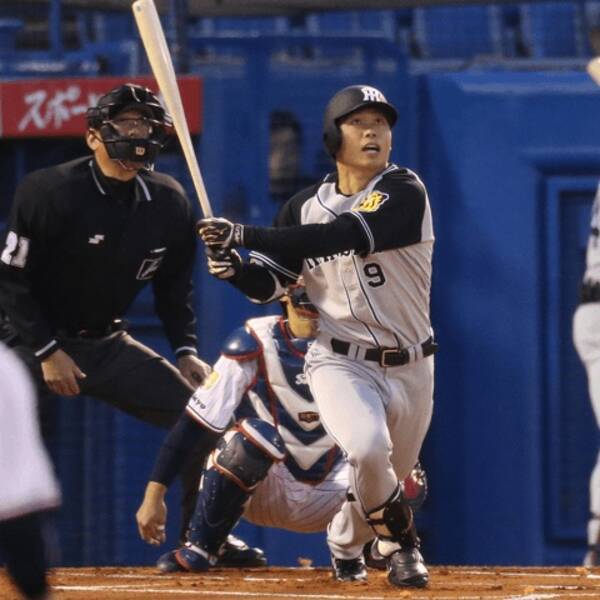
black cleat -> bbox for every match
[331,555,368,582]
[387,547,429,588]
[216,534,267,568]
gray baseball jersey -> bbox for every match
[250,164,434,348]
[574,182,600,562]
[583,183,600,284]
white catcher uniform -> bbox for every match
[249,164,436,559]
[573,183,600,562]
[186,315,349,532]
[0,342,60,522]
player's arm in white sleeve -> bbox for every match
[185,355,257,431]
[137,353,258,545]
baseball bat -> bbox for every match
[588,57,600,87]
[132,0,213,218]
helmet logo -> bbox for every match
[135,146,146,156]
[360,86,386,103]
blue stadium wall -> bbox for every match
[2,60,600,567]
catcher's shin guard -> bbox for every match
[187,418,285,558]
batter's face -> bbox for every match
[336,107,392,173]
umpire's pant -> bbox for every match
[8,330,212,542]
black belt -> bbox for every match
[581,282,600,304]
[56,319,127,339]
[330,336,438,368]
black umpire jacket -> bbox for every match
[0,156,198,361]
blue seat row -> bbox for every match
[0,2,599,75]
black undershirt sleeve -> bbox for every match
[149,411,220,487]
[228,261,279,302]
[242,212,369,259]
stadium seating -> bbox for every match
[520,2,588,58]
[412,5,503,60]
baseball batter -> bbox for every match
[0,343,60,599]
[574,183,600,566]
[197,84,436,588]
[136,283,427,572]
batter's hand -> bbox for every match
[206,247,242,280]
[197,217,244,249]
[137,482,168,546]
[41,348,87,396]
[177,354,211,387]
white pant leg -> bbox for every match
[574,304,600,544]
[243,461,349,533]
[305,342,398,513]
[387,356,435,481]
[305,342,408,559]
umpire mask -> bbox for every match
[86,83,173,169]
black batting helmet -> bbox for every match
[86,83,172,168]
[322,85,398,157]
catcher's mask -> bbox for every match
[286,281,318,321]
[86,83,173,169]
[322,84,397,158]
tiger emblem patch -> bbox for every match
[353,190,389,213]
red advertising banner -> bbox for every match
[0,76,203,138]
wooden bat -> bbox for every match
[588,57,600,87]
[132,0,213,218]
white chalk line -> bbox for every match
[53,583,600,600]
[54,586,387,599]
[56,570,600,588]
[459,570,595,579]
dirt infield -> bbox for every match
[2,566,600,599]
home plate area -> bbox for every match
[2,566,600,599]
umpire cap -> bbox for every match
[322,85,398,157]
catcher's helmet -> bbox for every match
[86,83,172,168]
[322,85,398,157]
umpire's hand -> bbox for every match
[41,348,87,396]
[176,354,211,387]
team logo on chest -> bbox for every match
[353,190,389,213]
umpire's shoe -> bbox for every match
[331,555,368,582]
[216,534,267,567]
[387,547,429,588]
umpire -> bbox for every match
[0,83,264,566]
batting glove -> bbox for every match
[197,217,244,249]
[206,247,242,280]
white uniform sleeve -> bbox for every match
[185,355,258,431]
[0,344,61,520]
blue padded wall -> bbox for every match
[418,70,600,565]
